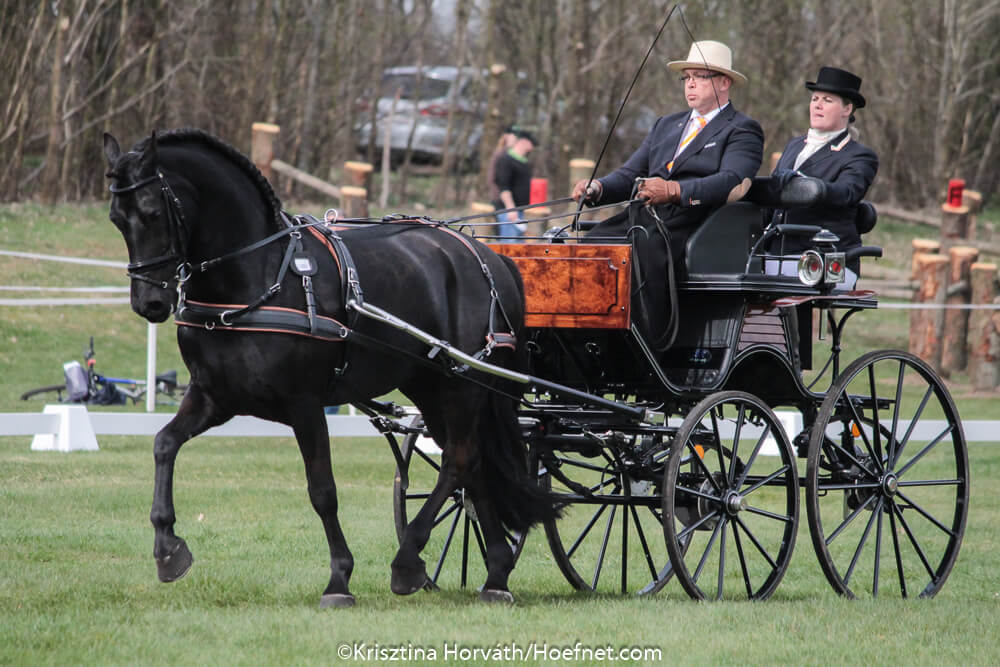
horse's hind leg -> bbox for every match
[291,409,355,608]
[151,385,230,582]
[467,489,517,603]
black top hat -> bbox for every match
[805,67,866,109]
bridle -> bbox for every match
[109,170,190,289]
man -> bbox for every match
[767,66,878,288]
[486,123,520,204]
[492,128,537,239]
[571,40,763,343]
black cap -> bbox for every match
[514,128,538,145]
[805,67,866,108]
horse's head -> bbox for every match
[104,132,187,322]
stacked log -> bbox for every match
[940,246,979,376]
[968,263,1000,390]
[939,202,971,252]
[908,254,949,369]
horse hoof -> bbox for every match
[391,566,430,596]
[479,589,515,604]
[155,540,193,583]
[319,593,356,609]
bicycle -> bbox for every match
[20,337,187,406]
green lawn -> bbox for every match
[2,200,1000,664]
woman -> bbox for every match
[766,66,878,289]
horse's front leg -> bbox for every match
[152,384,229,582]
[291,409,355,608]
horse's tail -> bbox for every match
[478,371,557,534]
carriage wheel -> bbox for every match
[392,418,526,589]
[663,391,799,601]
[537,435,680,595]
[805,350,969,598]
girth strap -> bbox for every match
[176,300,350,341]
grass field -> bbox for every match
[2,199,1000,665]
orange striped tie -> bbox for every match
[667,116,707,171]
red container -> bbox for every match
[947,178,965,207]
[530,178,548,205]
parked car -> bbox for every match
[355,66,485,167]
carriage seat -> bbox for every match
[684,201,764,277]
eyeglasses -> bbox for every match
[679,73,719,82]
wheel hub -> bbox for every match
[724,490,747,516]
[881,473,899,497]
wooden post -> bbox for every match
[939,202,971,252]
[908,254,949,369]
[940,246,979,376]
[964,189,984,240]
[968,263,1000,390]
[251,123,280,182]
[344,161,373,192]
[910,239,940,279]
[341,186,368,219]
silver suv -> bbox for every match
[355,66,484,166]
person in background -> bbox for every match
[486,123,520,204]
[766,66,878,289]
[492,128,536,240]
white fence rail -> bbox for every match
[2,407,997,452]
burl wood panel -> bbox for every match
[488,243,632,328]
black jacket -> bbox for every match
[597,104,764,219]
[770,130,878,255]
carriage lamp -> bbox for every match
[824,252,846,284]
[797,250,824,286]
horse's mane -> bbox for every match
[136,128,284,231]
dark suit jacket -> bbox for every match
[596,104,764,225]
[770,130,878,257]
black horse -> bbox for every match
[103,128,550,606]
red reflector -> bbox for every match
[829,260,842,273]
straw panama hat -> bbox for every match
[667,40,748,86]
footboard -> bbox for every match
[488,243,631,329]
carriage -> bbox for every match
[390,180,969,601]
[104,129,968,606]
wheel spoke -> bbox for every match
[674,483,721,504]
[867,363,884,466]
[732,521,753,598]
[843,497,882,588]
[894,489,957,537]
[591,505,617,589]
[414,445,441,472]
[888,360,905,467]
[716,520,728,600]
[687,439,724,494]
[431,506,463,583]
[844,396,884,475]
[744,504,794,523]
[890,499,937,582]
[728,403,746,484]
[741,464,792,496]
[825,491,879,546]
[873,501,884,597]
[734,514,778,569]
[887,500,908,597]
[735,427,771,489]
[629,503,660,582]
[710,408,729,484]
[692,517,724,585]
[896,424,956,478]
[822,437,879,479]
[431,501,461,528]
[676,509,721,542]
[566,504,609,559]
[891,384,935,469]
